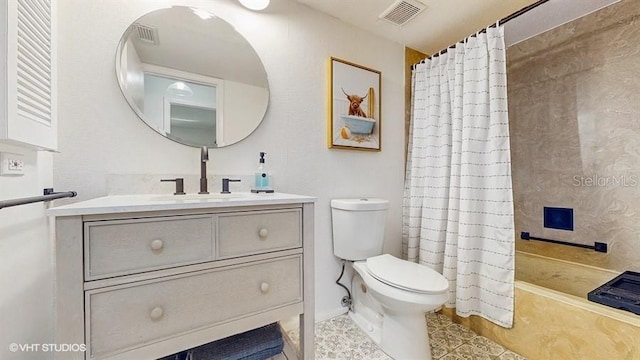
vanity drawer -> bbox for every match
[84,215,214,280]
[86,255,302,358]
[217,209,301,258]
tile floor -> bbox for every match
[286,312,526,360]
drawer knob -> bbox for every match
[260,282,270,294]
[258,228,269,239]
[150,239,164,251]
[150,306,164,321]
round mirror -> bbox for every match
[115,6,269,148]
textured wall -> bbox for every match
[54,0,405,321]
[508,0,640,272]
[0,144,54,360]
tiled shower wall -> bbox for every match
[508,0,640,272]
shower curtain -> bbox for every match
[403,26,515,327]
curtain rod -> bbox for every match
[411,0,550,68]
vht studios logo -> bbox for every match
[572,174,638,187]
[9,343,86,353]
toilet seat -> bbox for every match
[366,254,448,294]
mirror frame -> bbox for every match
[114,6,270,148]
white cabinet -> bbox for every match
[49,194,315,360]
[0,0,57,150]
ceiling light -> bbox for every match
[238,0,270,11]
[191,8,215,20]
[166,82,194,97]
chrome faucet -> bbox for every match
[199,146,209,194]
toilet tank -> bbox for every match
[331,198,388,261]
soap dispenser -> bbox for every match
[251,152,274,193]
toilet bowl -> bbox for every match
[350,254,448,360]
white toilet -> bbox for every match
[331,198,449,360]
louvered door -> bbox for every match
[1,0,57,151]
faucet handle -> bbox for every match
[160,178,186,195]
[221,178,241,194]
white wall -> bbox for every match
[54,0,405,322]
[0,144,54,360]
[224,80,269,146]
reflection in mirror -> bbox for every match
[115,6,269,148]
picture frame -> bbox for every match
[328,57,382,151]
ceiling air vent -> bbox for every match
[132,23,159,44]
[379,0,426,26]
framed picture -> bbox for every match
[328,57,381,151]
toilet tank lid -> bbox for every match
[331,198,388,211]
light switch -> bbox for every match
[0,152,25,176]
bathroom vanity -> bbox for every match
[48,193,315,360]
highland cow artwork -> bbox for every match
[328,58,381,151]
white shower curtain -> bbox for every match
[403,26,515,327]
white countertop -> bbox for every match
[47,192,317,216]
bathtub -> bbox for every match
[442,251,640,359]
